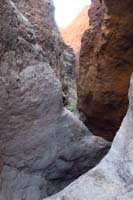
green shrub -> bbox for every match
[67,101,79,117]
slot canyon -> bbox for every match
[0,0,133,200]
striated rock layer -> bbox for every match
[44,73,133,200]
[0,1,110,199]
[77,0,133,141]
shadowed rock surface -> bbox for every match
[62,45,77,104]
[44,73,133,200]
[0,1,110,199]
[77,0,133,141]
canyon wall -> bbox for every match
[77,0,133,141]
[0,0,132,199]
[61,5,89,56]
[12,0,76,104]
[61,5,89,82]
[45,73,133,200]
[12,0,64,76]
[0,0,110,199]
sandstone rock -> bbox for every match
[61,5,89,56]
[77,0,133,141]
[0,1,110,199]
[44,73,133,200]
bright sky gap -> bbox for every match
[54,0,91,28]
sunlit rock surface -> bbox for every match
[61,5,89,56]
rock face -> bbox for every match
[77,0,133,141]
[61,45,77,104]
[12,0,76,104]
[0,1,110,199]
[44,73,133,200]
[61,5,89,56]
[12,0,62,76]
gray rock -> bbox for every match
[12,0,76,104]
[0,1,110,199]
[44,74,133,200]
[62,45,77,104]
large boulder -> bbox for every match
[44,73,133,200]
[77,0,133,141]
[0,1,110,199]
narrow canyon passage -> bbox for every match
[0,0,133,200]
[59,0,133,142]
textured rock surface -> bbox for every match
[12,0,76,104]
[78,0,133,141]
[12,0,62,76]
[44,74,133,200]
[61,45,77,104]
[0,1,110,199]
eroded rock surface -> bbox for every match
[44,73,133,200]
[12,0,76,104]
[0,1,110,199]
[78,0,133,141]
[12,0,63,76]
[62,45,77,104]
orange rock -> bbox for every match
[77,0,133,141]
[61,5,90,56]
